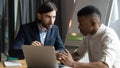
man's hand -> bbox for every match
[56,49,75,67]
[31,41,44,46]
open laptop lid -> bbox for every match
[22,45,58,68]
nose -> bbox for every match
[49,17,55,24]
[49,19,53,25]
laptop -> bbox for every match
[22,45,58,68]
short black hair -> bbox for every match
[37,1,57,14]
[77,5,101,18]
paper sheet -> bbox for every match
[4,60,22,67]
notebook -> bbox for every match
[22,45,58,68]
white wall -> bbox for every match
[109,0,120,39]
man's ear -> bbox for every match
[37,13,41,19]
[91,19,96,26]
[91,17,98,26]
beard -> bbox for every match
[38,20,53,29]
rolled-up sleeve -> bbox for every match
[98,34,120,68]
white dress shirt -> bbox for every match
[40,31,47,44]
[38,24,47,45]
[74,24,120,68]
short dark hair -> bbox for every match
[77,5,101,18]
[37,1,58,14]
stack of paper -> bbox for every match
[4,60,22,67]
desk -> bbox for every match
[0,60,71,68]
[0,60,27,68]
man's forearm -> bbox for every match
[72,61,108,68]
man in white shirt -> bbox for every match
[57,5,120,68]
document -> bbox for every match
[3,60,22,67]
